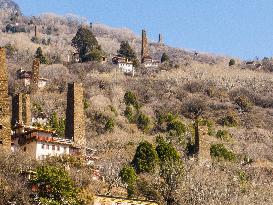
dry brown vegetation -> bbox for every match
[1,5,273,204]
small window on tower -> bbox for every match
[0,125,2,129]
[0,141,3,145]
[0,107,3,113]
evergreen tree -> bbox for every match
[71,27,104,62]
[229,59,235,66]
[35,47,47,64]
[156,137,180,163]
[32,166,81,204]
[161,52,170,63]
[132,141,158,173]
[117,41,139,67]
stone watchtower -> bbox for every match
[30,58,40,93]
[0,48,11,151]
[65,83,86,151]
[195,123,214,164]
[12,93,31,126]
[158,33,164,44]
[141,29,150,63]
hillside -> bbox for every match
[1,1,273,204]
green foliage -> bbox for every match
[235,96,253,112]
[32,166,80,204]
[105,118,115,132]
[137,113,151,133]
[119,165,137,197]
[167,118,186,137]
[117,41,139,67]
[124,91,139,109]
[109,105,118,116]
[198,118,215,136]
[35,47,47,64]
[48,112,65,137]
[210,144,236,162]
[219,111,239,127]
[119,165,137,185]
[83,47,103,62]
[132,141,158,174]
[216,130,232,141]
[229,59,236,66]
[71,27,103,62]
[83,98,90,110]
[161,52,170,63]
[124,105,134,123]
[156,137,180,163]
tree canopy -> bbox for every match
[132,141,158,174]
[31,165,81,204]
[161,52,170,63]
[117,41,139,67]
[71,27,103,62]
[35,47,47,64]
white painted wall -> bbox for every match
[118,63,134,73]
[36,142,70,160]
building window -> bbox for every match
[42,144,45,149]
[47,144,49,150]
[23,147,27,152]
[57,145,60,151]
[0,107,2,113]
[0,125,2,129]
[52,145,55,150]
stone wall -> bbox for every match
[12,93,31,126]
[65,83,86,151]
[30,58,40,93]
[141,29,149,62]
[0,48,11,151]
[158,33,164,44]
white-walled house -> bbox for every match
[16,68,48,88]
[12,124,73,160]
[112,55,135,75]
[142,57,160,68]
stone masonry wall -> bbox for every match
[30,58,40,93]
[141,29,149,62]
[65,83,86,150]
[0,48,11,151]
[12,93,31,126]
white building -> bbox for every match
[12,124,73,160]
[16,68,48,88]
[112,55,135,75]
[142,57,160,68]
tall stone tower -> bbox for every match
[195,123,214,164]
[30,58,40,93]
[158,33,164,44]
[141,29,149,63]
[34,25,37,37]
[65,83,86,151]
[0,48,11,151]
[12,93,31,126]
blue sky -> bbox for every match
[15,0,273,60]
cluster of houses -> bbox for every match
[111,29,160,75]
[69,29,162,76]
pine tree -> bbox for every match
[35,47,47,64]
[71,27,104,62]
[161,52,170,63]
[117,41,139,67]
